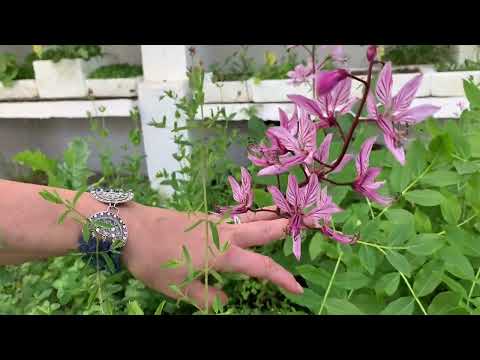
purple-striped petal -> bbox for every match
[395,104,440,124]
[228,176,243,203]
[367,92,378,119]
[315,133,333,163]
[321,226,355,244]
[286,174,300,208]
[267,127,300,153]
[301,174,319,209]
[267,185,290,213]
[376,62,393,106]
[331,154,354,173]
[355,137,376,176]
[392,74,423,114]
[288,94,324,119]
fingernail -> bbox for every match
[295,282,304,294]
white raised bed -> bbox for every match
[86,77,142,98]
[430,71,480,97]
[204,73,250,103]
[247,79,311,103]
[33,57,105,99]
[0,80,38,100]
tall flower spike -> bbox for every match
[352,137,393,206]
[368,62,440,165]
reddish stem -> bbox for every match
[325,60,376,175]
[322,177,353,187]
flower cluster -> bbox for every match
[219,45,440,260]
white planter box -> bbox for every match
[430,71,480,97]
[86,77,142,98]
[204,73,250,103]
[248,79,311,103]
[0,80,38,100]
[33,57,104,99]
[351,73,431,98]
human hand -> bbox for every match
[121,203,304,309]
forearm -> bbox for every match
[0,180,109,255]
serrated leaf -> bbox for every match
[404,190,445,207]
[380,297,415,315]
[375,272,400,296]
[385,251,412,277]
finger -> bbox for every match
[230,218,289,248]
[236,206,281,223]
[217,246,303,294]
[184,281,229,310]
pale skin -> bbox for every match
[0,180,304,309]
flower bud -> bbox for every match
[367,45,377,62]
[315,69,349,96]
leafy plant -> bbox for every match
[436,59,480,72]
[89,64,143,79]
[38,45,103,63]
[383,45,454,66]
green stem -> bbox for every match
[399,271,428,315]
[376,158,437,219]
[467,266,480,309]
[437,213,477,236]
[318,252,343,315]
[357,240,409,251]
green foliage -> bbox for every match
[383,45,455,65]
[0,52,35,87]
[39,45,103,62]
[89,64,143,79]
[436,59,480,72]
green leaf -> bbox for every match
[182,245,194,280]
[82,223,90,243]
[385,209,414,225]
[309,232,325,261]
[407,233,445,256]
[404,189,445,207]
[184,219,205,232]
[439,246,475,280]
[254,188,273,208]
[380,297,415,315]
[445,226,480,257]
[440,192,462,225]
[420,170,460,187]
[453,160,480,175]
[375,272,400,296]
[413,260,444,297]
[101,253,116,274]
[406,140,427,177]
[464,79,480,111]
[127,300,144,315]
[283,235,293,257]
[161,259,182,269]
[248,116,267,141]
[325,298,364,315]
[445,121,471,160]
[414,209,432,233]
[334,272,371,290]
[209,221,220,251]
[296,265,331,288]
[154,300,167,315]
[212,295,223,314]
[279,288,323,314]
[58,210,71,225]
[72,186,87,207]
[389,163,412,193]
[428,291,461,315]
[385,251,412,277]
[441,274,468,299]
[39,190,63,204]
[359,245,377,275]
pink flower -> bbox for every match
[218,167,253,216]
[367,45,377,62]
[268,174,342,260]
[320,225,356,244]
[260,110,317,176]
[287,63,314,86]
[289,77,357,129]
[315,69,350,97]
[352,137,393,206]
[329,45,348,66]
[311,133,353,175]
[367,62,440,164]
